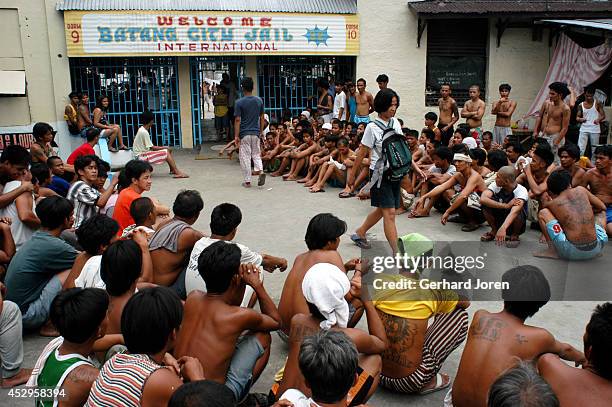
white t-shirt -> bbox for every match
[430,164,457,176]
[184,237,263,296]
[74,255,104,289]
[132,126,154,156]
[0,181,35,249]
[488,182,529,202]
[463,137,478,149]
[333,91,347,121]
[361,118,404,170]
[278,389,315,407]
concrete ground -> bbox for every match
[1,147,601,406]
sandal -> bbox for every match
[119,145,130,151]
[351,233,371,249]
[506,236,521,248]
[418,373,451,395]
[461,224,480,232]
[338,191,355,198]
[480,232,495,242]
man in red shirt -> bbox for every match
[67,128,99,165]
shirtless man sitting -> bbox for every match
[149,190,204,299]
[517,146,555,227]
[491,83,517,146]
[414,153,486,231]
[538,302,612,407]
[278,128,320,181]
[556,143,585,187]
[277,263,386,406]
[450,265,586,407]
[278,213,362,340]
[438,84,460,146]
[409,146,457,218]
[533,82,570,163]
[309,138,354,193]
[184,203,287,307]
[174,241,280,403]
[580,145,612,236]
[535,169,607,260]
[354,78,374,124]
[460,85,486,142]
[301,134,337,187]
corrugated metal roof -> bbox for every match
[56,0,358,14]
[541,19,612,31]
[408,0,612,15]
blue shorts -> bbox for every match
[354,115,370,124]
[22,275,62,331]
[225,334,265,401]
[546,220,608,260]
[606,205,612,224]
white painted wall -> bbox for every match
[356,0,552,131]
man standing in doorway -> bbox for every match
[461,85,486,142]
[333,80,348,122]
[376,74,389,90]
[235,77,266,188]
[355,78,374,124]
[438,84,460,146]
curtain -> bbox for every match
[525,33,612,117]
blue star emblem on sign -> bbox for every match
[304,26,331,46]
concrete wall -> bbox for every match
[0,0,74,159]
[356,0,552,131]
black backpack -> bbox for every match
[371,119,412,184]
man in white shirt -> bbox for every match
[184,203,287,306]
[480,166,528,247]
[333,80,348,121]
[132,110,188,178]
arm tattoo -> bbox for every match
[67,365,99,384]
[289,322,318,344]
[516,334,528,345]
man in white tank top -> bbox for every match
[577,86,606,159]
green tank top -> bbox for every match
[36,346,92,407]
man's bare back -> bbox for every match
[150,222,202,287]
[453,310,569,407]
[174,292,251,383]
[544,187,597,243]
[356,90,373,116]
[77,105,91,131]
[376,311,428,377]
[106,294,131,335]
[539,353,612,407]
[278,249,345,335]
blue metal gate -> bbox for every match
[69,57,181,147]
[189,57,245,145]
[256,56,356,123]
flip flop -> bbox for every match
[461,224,480,232]
[338,191,355,198]
[480,232,495,242]
[257,173,266,186]
[119,146,130,151]
[309,188,325,193]
[506,237,521,248]
[418,373,451,395]
[351,233,371,249]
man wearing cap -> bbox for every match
[234,77,266,188]
[415,153,486,232]
[299,111,311,122]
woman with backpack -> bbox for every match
[348,88,425,253]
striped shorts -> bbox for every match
[380,308,468,393]
[137,149,168,165]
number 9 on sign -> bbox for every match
[71,30,80,43]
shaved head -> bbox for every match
[498,166,517,182]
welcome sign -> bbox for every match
[64,11,360,56]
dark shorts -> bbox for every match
[483,206,526,234]
[215,115,229,129]
[438,123,454,146]
[370,172,401,209]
